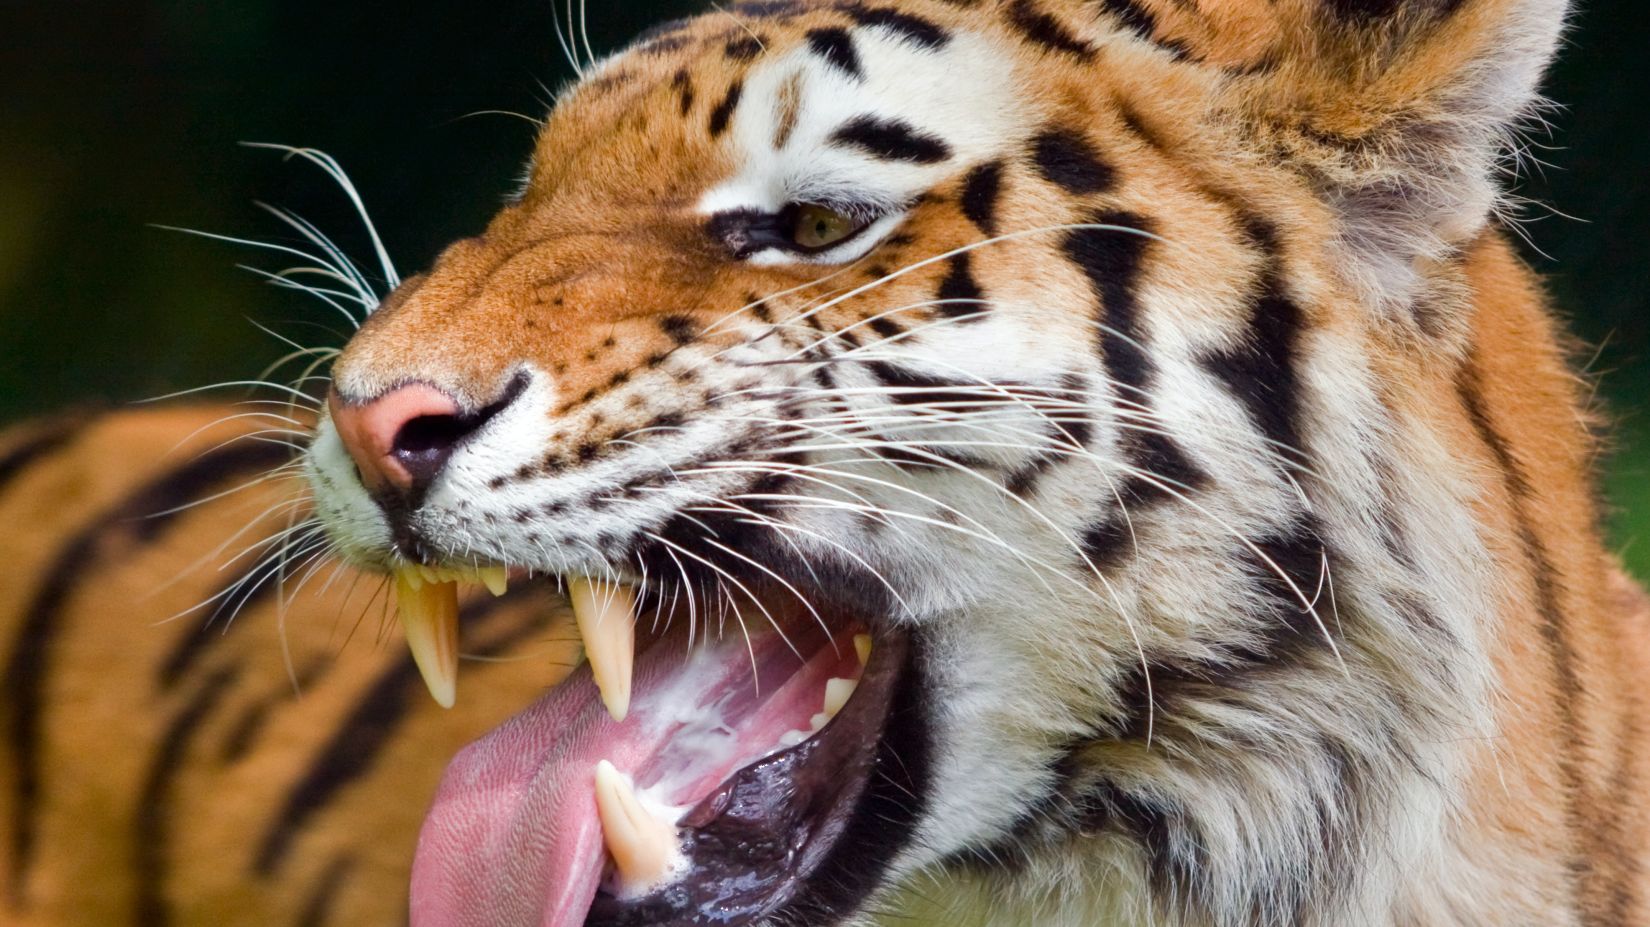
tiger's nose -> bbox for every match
[328,383,497,497]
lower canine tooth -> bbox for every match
[823,677,857,717]
[569,576,637,722]
[593,760,679,892]
[394,569,460,709]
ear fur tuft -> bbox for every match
[1229,0,1570,315]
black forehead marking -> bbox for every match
[836,2,952,49]
[807,27,865,79]
[1031,128,1116,195]
[725,35,766,61]
[1004,0,1097,59]
[709,81,744,137]
[959,160,1005,236]
[671,69,696,117]
[830,115,952,164]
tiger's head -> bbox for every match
[304,1,1567,924]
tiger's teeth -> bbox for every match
[394,568,460,709]
[823,677,857,717]
[477,566,508,597]
[593,760,679,891]
[569,576,637,722]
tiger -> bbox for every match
[3,0,1648,925]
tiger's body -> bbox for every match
[0,409,578,925]
[2,0,1647,925]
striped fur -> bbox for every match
[0,410,581,925]
[5,0,1648,924]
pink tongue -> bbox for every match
[410,623,859,927]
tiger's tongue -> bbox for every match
[409,616,862,927]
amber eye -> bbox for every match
[790,203,865,251]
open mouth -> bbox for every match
[394,568,926,927]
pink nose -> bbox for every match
[329,383,464,494]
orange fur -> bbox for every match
[2,1,1645,924]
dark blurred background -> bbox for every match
[0,1,1645,577]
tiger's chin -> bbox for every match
[396,568,927,927]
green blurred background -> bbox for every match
[0,1,1645,578]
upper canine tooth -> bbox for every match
[593,760,679,892]
[478,566,508,597]
[569,576,637,722]
[854,634,872,667]
[394,568,460,709]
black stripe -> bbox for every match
[1063,210,1155,393]
[862,362,1016,414]
[1105,519,1337,743]
[1200,215,1308,464]
[1075,782,1201,901]
[724,35,765,61]
[1005,376,1094,497]
[1323,0,1467,21]
[1080,513,1132,570]
[217,659,328,764]
[252,592,541,875]
[1098,0,1158,40]
[218,697,275,764]
[0,417,90,499]
[1117,432,1206,505]
[156,556,285,691]
[959,160,1004,236]
[133,666,239,927]
[836,3,951,48]
[1004,0,1096,58]
[935,253,986,320]
[1031,128,1116,195]
[1456,357,1597,920]
[292,856,355,927]
[866,316,904,339]
[709,81,744,137]
[1064,213,1208,525]
[806,27,863,79]
[734,0,808,16]
[2,440,290,905]
[829,115,952,164]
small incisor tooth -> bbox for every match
[477,565,508,597]
[593,760,679,892]
[569,576,637,722]
[395,568,460,709]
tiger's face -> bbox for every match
[304,1,1563,924]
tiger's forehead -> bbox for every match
[523,2,1038,213]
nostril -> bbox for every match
[391,413,480,483]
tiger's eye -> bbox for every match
[791,204,859,250]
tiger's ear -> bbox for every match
[1197,0,1570,314]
